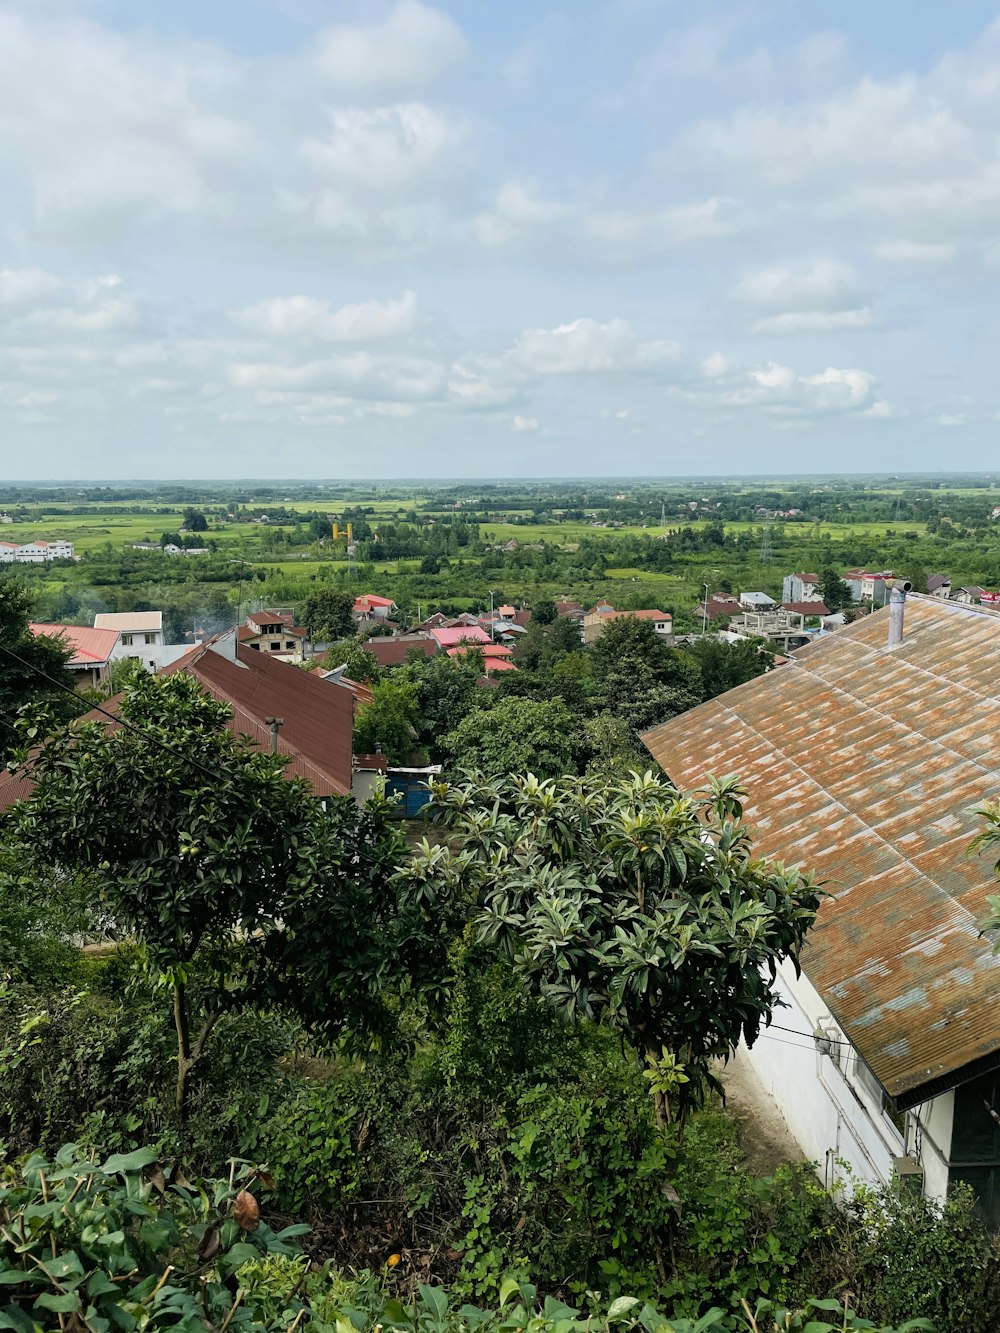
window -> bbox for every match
[855,1055,905,1136]
[285,641,295,650]
[121,634,133,645]
[144,633,156,644]
[270,642,281,651]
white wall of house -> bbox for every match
[744,961,950,1205]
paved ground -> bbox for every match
[717,1049,805,1174]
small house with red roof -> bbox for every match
[29,622,122,690]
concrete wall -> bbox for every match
[744,962,950,1203]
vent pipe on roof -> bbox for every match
[886,578,912,647]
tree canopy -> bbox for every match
[303,589,356,642]
[413,769,820,1127]
[0,572,80,759]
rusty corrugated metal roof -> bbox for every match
[641,595,1000,1103]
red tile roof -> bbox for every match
[447,643,513,658]
[354,594,396,613]
[29,622,120,668]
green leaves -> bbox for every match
[416,769,820,1128]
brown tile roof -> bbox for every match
[780,602,831,617]
[362,635,439,667]
[641,596,1000,1106]
[600,609,671,623]
[0,640,355,812]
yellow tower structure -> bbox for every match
[347,522,353,543]
[332,522,340,539]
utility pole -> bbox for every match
[264,717,284,755]
[489,590,495,641]
[760,522,772,565]
[702,583,710,636]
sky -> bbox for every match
[3,1,1000,479]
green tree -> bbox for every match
[681,636,776,702]
[819,568,853,612]
[302,589,355,641]
[14,672,403,1116]
[590,617,702,735]
[532,599,556,625]
[320,640,382,684]
[408,653,481,758]
[0,572,80,760]
[354,676,421,763]
[181,508,208,532]
[416,770,819,1130]
[443,696,583,778]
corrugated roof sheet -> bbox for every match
[641,595,1000,1104]
[363,635,439,667]
[94,611,163,633]
[431,625,491,648]
[0,640,354,812]
[29,623,120,667]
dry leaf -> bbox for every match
[234,1189,260,1232]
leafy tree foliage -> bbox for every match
[442,696,584,778]
[416,769,820,1128]
[0,572,80,759]
[681,636,776,702]
[14,672,416,1115]
[819,568,853,612]
[182,508,208,531]
[353,676,421,762]
[590,617,702,735]
[303,588,356,641]
[532,598,556,624]
[320,640,383,684]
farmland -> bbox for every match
[1,475,996,636]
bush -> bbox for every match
[843,1179,1000,1331]
[0,1145,930,1333]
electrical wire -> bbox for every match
[768,1021,853,1046]
[0,639,223,785]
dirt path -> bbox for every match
[716,1049,805,1175]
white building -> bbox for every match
[782,573,824,604]
[0,539,75,562]
[739,591,777,610]
[93,611,196,672]
[643,594,1000,1224]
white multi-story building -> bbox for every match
[0,539,76,562]
[93,611,196,673]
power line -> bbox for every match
[768,1021,853,1047]
[0,640,224,786]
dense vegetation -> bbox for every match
[4,476,998,642]
[1,479,999,1329]
[2,665,1000,1330]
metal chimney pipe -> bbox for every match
[886,578,912,647]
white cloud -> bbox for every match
[314,1,467,93]
[511,317,681,375]
[302,103,467,194]
[875,239,955,264]
[0,267,61,309]
[751,307,875,334]
[735,260,872,334]
[689,360,881,418]
[735,259,863,310]
[701,352,730,378]
[234,292,419,342]
[476,182,739,257]
[938,412,967,427]
[229,352,446,402]
[511,414,539,431]
[0,12,246,236]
